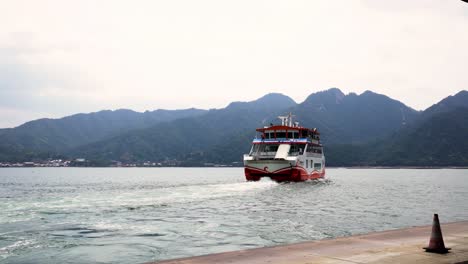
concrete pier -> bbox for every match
[150,220,468,264]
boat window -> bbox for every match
[314,163,322,170]
[306,160,308,168]
[288,144,302,156]
[257,144,279,154]
[264,144,279,152]
[250,144,280,157]
[276,132,286,138]
[287,132,293,138]
[306,145,322,154]
[249,144,260,155]
[293,132,299,138]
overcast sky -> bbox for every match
[1,0,467,128]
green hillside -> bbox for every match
[1,89,467,167]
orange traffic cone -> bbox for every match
[423,214,451,254]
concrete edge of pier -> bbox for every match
[148,220,468,264]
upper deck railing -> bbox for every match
[255,114,320,143]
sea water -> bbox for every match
[1,168,467,263]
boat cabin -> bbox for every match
[256,126,320,141]
[248,114,323,160]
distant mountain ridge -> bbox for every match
[71,93,297,163]
[291,89,419,144]
[1,88,467,166]
[0,108,206,161]
[421,90,468,119]
[376,107,468,166]
[326,91,468,166]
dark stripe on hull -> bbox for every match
[244,166,325,182]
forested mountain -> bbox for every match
[0,108,206,161]
[326,91,468,166]
[374,107,468,166]
[69,88,426,165]
[290,88,420,144]
[71,93,297,163]
[373,91,468,166]
[420,91,468,119]
[198,88,422,165]
[1,89,467,166]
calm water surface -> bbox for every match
[1,168,468,263]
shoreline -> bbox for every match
[1,166,468,169]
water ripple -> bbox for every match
[0,168,467,264]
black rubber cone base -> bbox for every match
[423,247,451,254]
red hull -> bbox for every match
[244,166,325,182]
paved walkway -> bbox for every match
[150,220,468,264]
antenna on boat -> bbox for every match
[278,115,288,126]
[288,112,293,127]
[278,113,295,126]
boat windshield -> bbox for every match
[249,143,304,158]
[288,144,304,156]
[250,144,279,157]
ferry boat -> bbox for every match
[243,113,325,182]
